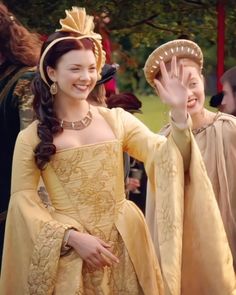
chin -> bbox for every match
[188,104,203,116]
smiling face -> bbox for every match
[181,63,205,116]
[47,49,98,103]
[158,58,205,116]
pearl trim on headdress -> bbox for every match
[143,39,203,88]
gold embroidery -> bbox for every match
[50,141,144,294]
[28,220,70,294]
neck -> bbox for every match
[55,99,90,122]
[191,108,215,130]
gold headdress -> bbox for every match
[39,7,106,86]
[144,39,203,88]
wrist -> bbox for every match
[170,108,188,124]
[67,229,80,248]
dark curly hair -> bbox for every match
[32,31,95,169]
[0,3,41,66]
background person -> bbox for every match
[0,3,41,268]
[220,66,236,115]
[144,39,236,294]
[87,63,117,106]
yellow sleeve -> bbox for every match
[120,108,191,171]
[1,130,78,294]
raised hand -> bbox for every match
[67,230,119,272]
[154,56,189,124]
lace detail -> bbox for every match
[28,220,70,294]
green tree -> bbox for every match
[4,0,236,93]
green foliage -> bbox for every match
[4,0,236,94]
[137,94,216,132]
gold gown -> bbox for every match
[1,107,172,295]
[2,107,235,295]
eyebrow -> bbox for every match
[69,63,96,67]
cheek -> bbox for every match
[197,85,205,98]
[93,71,98,80]
[91,72,98,84]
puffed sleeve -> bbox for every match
[0,126,80,294]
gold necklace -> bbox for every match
[60,105,93,130]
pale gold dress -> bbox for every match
[149,112,236,295]
[1,107,169,295]
[2,106,235,295]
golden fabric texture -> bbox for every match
[1,107,172,294]
[2,106,234,294]
[148,112,236,295]
[193,113,236,270]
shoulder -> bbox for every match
[13,67,36,88]
[15,66,36,85]
[97,106,127,117]
[17,120,39,147]
[215,112,236,129]
[17,66,37,80]
[97,106,139,123]
[13,69,37,101]
[213,113,236,145]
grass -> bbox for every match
[134,94,217,132]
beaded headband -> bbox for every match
[39,7,106,87]
[144,39,203,88]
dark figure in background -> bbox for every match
[220,66,236,116]
[0,3,41,267]
[107,92,147,213]
[209,66,236,116]
[87,63,117,107]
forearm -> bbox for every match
[170,113,191,171]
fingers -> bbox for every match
[99,246,119,264]
[84,247,118,272]
[91,251,111,268]
[159,60,169,82]
[85,237,119,271]
[154,79,167,103]
[96,237,111,248]
[179,62,184,83]
[170,56,178,78]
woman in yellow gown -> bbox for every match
[1,8,235,295]
[0,7,191,295]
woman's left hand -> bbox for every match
[154,56,189,124]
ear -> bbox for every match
[46,66,57,82]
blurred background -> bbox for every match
[3,0,234,130]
